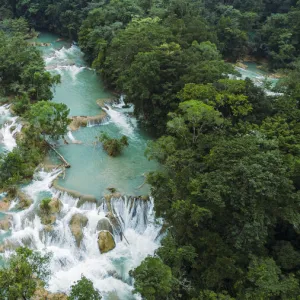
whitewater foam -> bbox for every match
[0,116,22,152]
[1,168,161,299]
[102,105,136,138]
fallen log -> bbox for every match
[46,142,71,168]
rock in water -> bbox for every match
[97,218,113,234]
[0,215,12,231]
[69,213,88,247]
[98,230,116,253]
[16,191,33,210]
[49,198,63,214]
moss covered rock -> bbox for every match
[16,191,33,210]
[48,198,63,214]
[0,215,12,231]
[69,213,88,247]
[0,198,10,212]
[98,230,116,254]
[97,218,113,234]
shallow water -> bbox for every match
[235,61,279,88]
[39,33,158,197]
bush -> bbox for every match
[40,198,51,214]
[98,133,129,157]
[69,275,101,300]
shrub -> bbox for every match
[98,133,129,157]
[40,198,51,214]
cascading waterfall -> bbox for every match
[0,105,22,152]
[1,169,162,299]
[45,45,86,81]
[102,104,136,137]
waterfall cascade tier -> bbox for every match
[1,169,163,299]
[0,105,22,152]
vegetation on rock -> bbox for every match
[98,132,128,157]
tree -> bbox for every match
[69,275,101,300]
[102,17,173,86]
[240,257,299,299]
[0,247,52,300]
[0,30,59,102]
[130,257,173,300]
[216,16,248,61]
[27,101,71,140]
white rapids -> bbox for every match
[1,169,162,299]
[0,105,22,152]
[45,45,86,81]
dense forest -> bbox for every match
[1,0,300,299]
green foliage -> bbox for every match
[141,71,300,297]
[102,17,173,86]
[69,275,101,300]
[3,0,300,299]
[0,247,52,300]
[0,17,29,36]
[98,133,129,157]
[0,31,59,101]
[130,257,173,300]
[27,101,71,140]
[0,135,46,188]
[242,256,300,299]
[40,197,51,214]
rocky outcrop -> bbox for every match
[69,111,108,131]
[236,61,248,69]
[97,218,113,234]
[41,214,57,226]
[39,198,62,225]
[77,195,97,208]
[0,215,12,231]
[96,98,115,108]
[0,198,10,212]
[98,230,116,254]
[69,213,88,247]
[16,191,33,210]
[33,288,67,300]
[0,240,17,253]
[104,192,122,212]
[28,42,51,47]
[48,198,63,214]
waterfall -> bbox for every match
[1,170,162,299]
[67,131,76,143]
[44,45,85,81]
[0,117,22,151]
[102,105,136,137]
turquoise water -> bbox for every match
[36,33,158,197]
[235,62,279,88]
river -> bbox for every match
[0,33,279,298]
[0,32,162,299]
